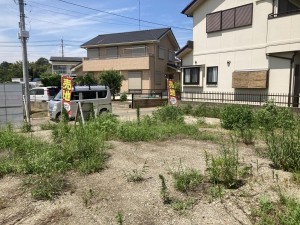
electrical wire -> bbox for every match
[56,0,192,31]
[26,0,144,28]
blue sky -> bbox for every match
[0,0,193,63]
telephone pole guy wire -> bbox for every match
[18,0,31,124]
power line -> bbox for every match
[56,0,191,31]
[26,1,149,28]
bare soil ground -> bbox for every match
[0,135,299,224]
[1,103,299,224]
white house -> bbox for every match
[177,0,300,106]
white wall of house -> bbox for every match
[182,0,300,95]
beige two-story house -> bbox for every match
[80,28,180,93]
[178,0,300,106]
[50,57,82,75]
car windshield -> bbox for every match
[54,90,62,100]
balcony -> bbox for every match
[83,47,152,71]
[267,11,300,53]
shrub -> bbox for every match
[265,128,300,172]
[192,103,222,118]
[172,167,203,194]
[255,101,295,131]
[153,105,184,123]
[221,104,253,130]
[120,92,127,102]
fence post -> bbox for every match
[192,93,194,102]
[222,93,224,103]
[259,94,262,105]
[131,93,134,108]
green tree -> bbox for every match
[74,73,98,86]
[98,70,125,100]
[40,73,61,87]
[0,61,12,82]
[29,57,51,79]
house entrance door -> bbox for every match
[293,65,300,107]
[128,71,142,93]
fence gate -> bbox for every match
[0,83,24,127]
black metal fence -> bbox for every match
[181,92,300,107]
[127,90,300,108]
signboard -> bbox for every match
[61,76,73,116]
[167,79,178,106]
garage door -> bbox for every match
[128,71,142,93]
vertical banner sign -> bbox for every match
[62,76,73,116]
[167,79,178,106]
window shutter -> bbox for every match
[235,4,253,27]
[221,9,235,30]
[206,12,221,33]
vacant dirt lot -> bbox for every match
[0,103,299,224]
[0,132,299,224]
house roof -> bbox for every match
[50,57,82,62]
[81,28,179,49]
[181,0,207,17]
[176,41,193,58]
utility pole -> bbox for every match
[18,0,31,124]
[138,0,140,30]
[61,38,64,57]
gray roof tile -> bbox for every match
[81,28,171,47]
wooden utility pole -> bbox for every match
[18,0,31,124]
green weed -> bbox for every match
[205,138,251,188]
[21,121,32,133]
[292,172,300,185]
[115,211,124,225]
[172,164,203,194]
[254,194,300,225]
[265,128,300,172]
[40,122,57,130]
[24,173,67,200]
[159,174,171,204]
[123,160,148,182]
[221,104,253,130]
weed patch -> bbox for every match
[253,194,300,225]
[123,160,148,182]
[172,165,203,194]
[205,139,251,188]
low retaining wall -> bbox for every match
[132,99,167,108]
[30,101,48,110]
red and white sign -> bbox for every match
[167,79,178,106]
[61,76,73,116]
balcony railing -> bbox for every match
[268,9,300,19]
[85,47,151,60]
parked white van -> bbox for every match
[48,85,112,120]
[30,87,59,102]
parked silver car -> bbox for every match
[48,85,112,120]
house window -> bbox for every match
[53,65,67,74]
[168,50,174,62]
[105,47,118,58]
[207,67,218,85]
[183,68,200,85]
[158,47,165,59]
[206,3,253,33]
[123,45,146,57]
[278,0,300,14]
[87,48,99,59]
